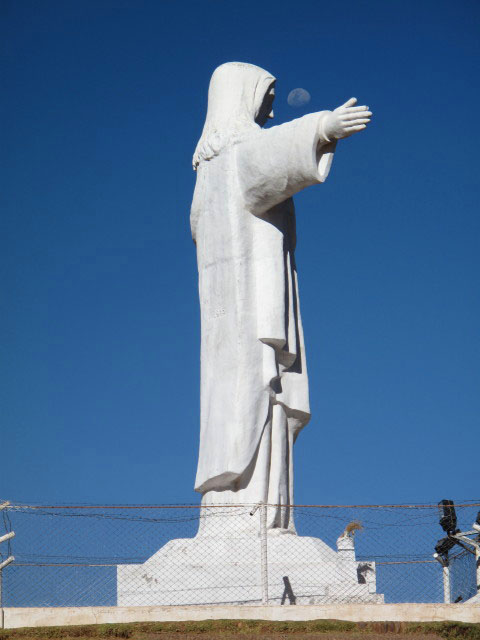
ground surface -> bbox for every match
[1,620,479,640]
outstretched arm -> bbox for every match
[237,99,372,216]
[237,111,337,215]
[320,98,372,142]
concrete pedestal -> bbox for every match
[117,524,383,606]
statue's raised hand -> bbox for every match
[321,98,372,141]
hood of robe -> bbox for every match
[193,62,275,169]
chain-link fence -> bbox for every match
[1,501,479,608]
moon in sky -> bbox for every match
[287,88,311,107]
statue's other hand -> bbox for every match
[322,97,372,141]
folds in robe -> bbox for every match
[191,111,336,494]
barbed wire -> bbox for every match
[10,502,480,509]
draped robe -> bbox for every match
[191,112,336,501]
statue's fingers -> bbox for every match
[340,97,357,108]
[343,109,371,119]
[343,105,369,113]
[344,124,367,133]
[341,118,370,127]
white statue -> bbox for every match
[191,62,372,530]
[117,63,380,606]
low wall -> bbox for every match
[2,604,480,629]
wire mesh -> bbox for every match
[0,501,479,608]
[450,549,478,603]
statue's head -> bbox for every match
[193,62,276,169]
[206,62,275,127]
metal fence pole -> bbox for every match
[0,505,15,619]
[0,555,15,629]
[260,502,269,605]
[442,565,451,603]
[250,502,269,604]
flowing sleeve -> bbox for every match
[236,111,336,215]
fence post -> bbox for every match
[0,502,15,629]
[250,502,269,605]
[442,565,451,604]
[260,502,269,605]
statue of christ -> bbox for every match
[190,62,372,531]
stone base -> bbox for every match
[117,532,383,606]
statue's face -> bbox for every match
[255,83,275,127]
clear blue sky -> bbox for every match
[2,0,479,506]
